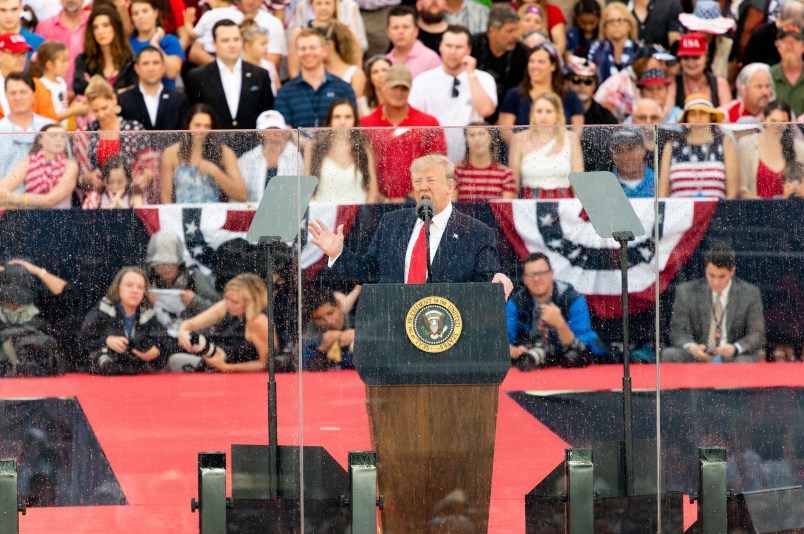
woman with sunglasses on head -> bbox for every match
[498,42,585,133]
[586,3,639,84]
[358,55,390,117]
[319,22,366,99]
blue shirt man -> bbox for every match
[506,253,609,370]
[273,29,356,128]
[610,129,655,198]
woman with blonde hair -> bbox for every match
[172,273,275,373]
[509,92,583,198]
[74,76,158,206]
[319,22,366,98]
[287,0,366,78]
[586,2,640,84]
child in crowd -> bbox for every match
[518,4,547,40]
[0,124,78,210]
[187,0,240,55]
[97,154,143,209]
[30,42,89,129]
[240,19,280,96]
[566,0,601,58]
[454,123,516,201]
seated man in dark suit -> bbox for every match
[663,245,765,363]
[184,19,274,132]
[308,154,513,295]
[119,46,188,132]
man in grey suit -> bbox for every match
[663,245,765,363]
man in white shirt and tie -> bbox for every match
[664,245,765,362]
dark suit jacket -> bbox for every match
[118,86,189,131]
[184,61,274,130]
[332,207,500,285]
[669,277,765,356]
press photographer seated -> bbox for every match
[169,273,275,373]
[77,267,168,375]
[507,253,609,370]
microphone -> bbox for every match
[415,199,434,282]
[416,199,434,222]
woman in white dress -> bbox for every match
[509,92,583,198]
[304,99,379,204]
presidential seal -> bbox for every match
[405,296,463,353]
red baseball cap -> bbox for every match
[0,33,33,54]
[676,33,708,57]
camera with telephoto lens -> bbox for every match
[516,342,552,371]
[188,332,218,358]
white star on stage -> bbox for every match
[191,245,204,256]
[639,247,652,260]
[568,248,582,259]
[548,239,563,248]
[185,221,199,234]
[539,213,555,226]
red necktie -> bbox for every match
[407,223,428,284]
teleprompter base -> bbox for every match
[227,445,350,534]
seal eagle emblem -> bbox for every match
[405,296,463,353]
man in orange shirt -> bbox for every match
[0,33,56,121]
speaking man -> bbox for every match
[309,154,512,296]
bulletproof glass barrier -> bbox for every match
[0,121,801,533]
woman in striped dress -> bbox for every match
[659,93,738,199]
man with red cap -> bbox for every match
[635,68,682,123]
[674,32,732,111]
[0,33,56,121]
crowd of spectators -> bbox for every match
[1,0,803,376]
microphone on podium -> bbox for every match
[415,199,435,282]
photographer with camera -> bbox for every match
[507,253,609,370]
[78,267,168,375]
[169,273,277,373]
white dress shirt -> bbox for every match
[404,203,452,282]
[327,203,453,280]
[140,83,163,128]
[216,57,242,120]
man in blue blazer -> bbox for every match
[309,154,513,295]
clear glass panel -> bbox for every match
[656,120,804,533]
[4,121,800,533]
[297,123,661,533]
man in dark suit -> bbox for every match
[184,19,273,132]
[308,154,513,295]
[664,245,765,363]
[119,46,188,132]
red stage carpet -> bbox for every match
[2,363,802,533]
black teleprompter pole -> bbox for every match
[613,230,635,496]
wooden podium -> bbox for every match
[353,283,510,533]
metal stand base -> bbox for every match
[191,452,228,534]
[565,448,594,534]
[0,459,24,534]
[692,447,727,534]
[348,451,378,534]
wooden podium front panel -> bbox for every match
[366,384,499,534]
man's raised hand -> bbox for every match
[308,218,345,259]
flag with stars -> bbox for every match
[135,203,361,275]
[489,198,718,318]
